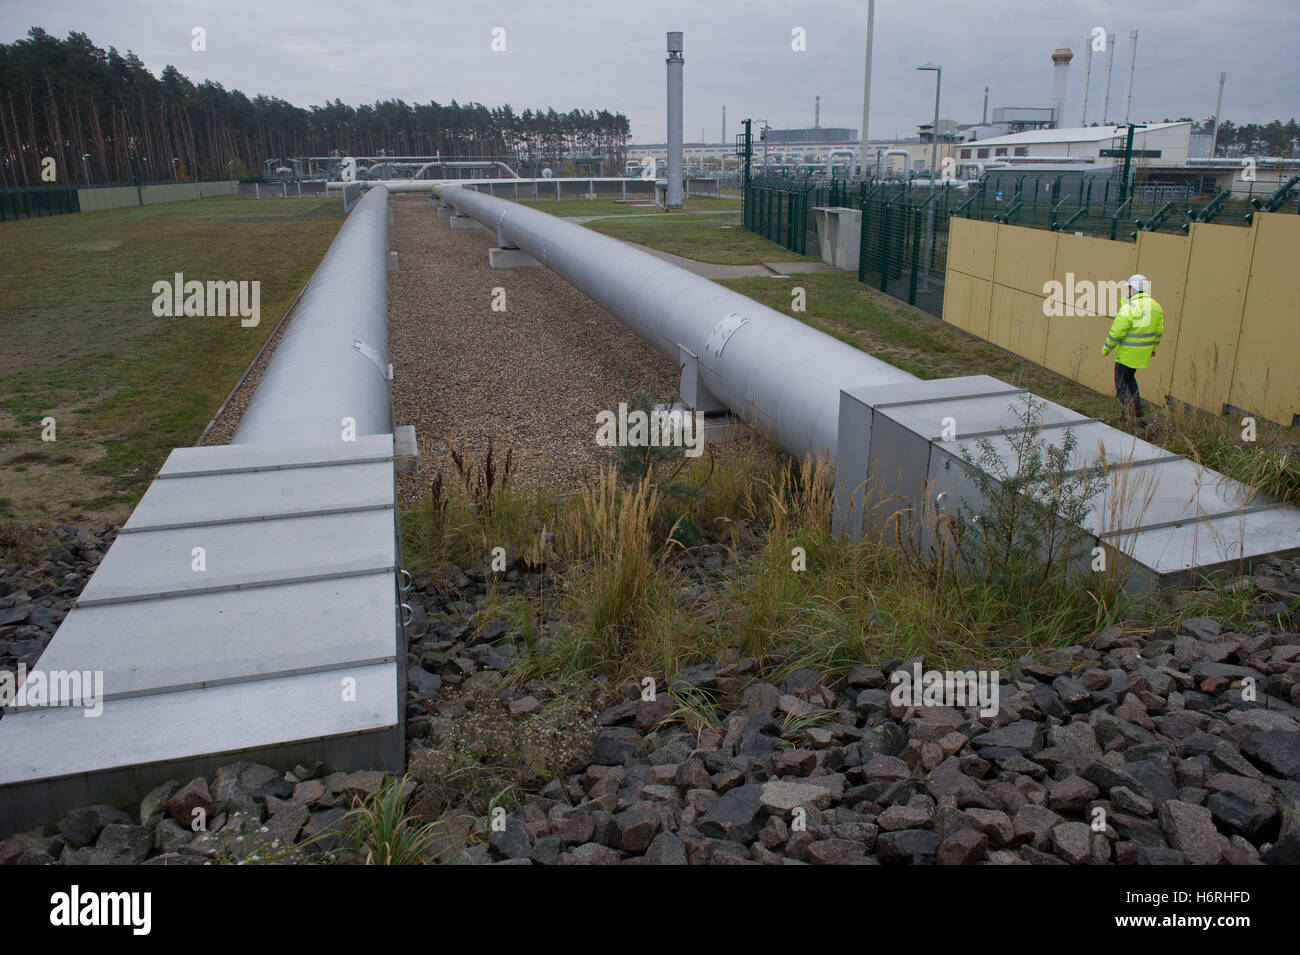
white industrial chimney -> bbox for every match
[1123,30,1139,124]
[1050,48,1073,127]
[666,31,684,208]
[814,95,821,128]
[1079,42,1094,125]
[1101,32,1116,123]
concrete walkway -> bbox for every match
[624,242,840,280]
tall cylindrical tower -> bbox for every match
[666,31,684,208]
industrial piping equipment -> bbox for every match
[435,183,916,459]
[435,183,1300,590]
[233,184,393,444]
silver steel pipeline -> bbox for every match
[232,185,392,444]
[435,184,916,459]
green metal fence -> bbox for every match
[743,171,1299,319]
[0,186,80,222]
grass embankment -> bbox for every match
[0,196,345,525]
[403,432,1267,704]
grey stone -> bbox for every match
[936,828,987,865]
[1207,791,1277,843]
[1179,618,1223,641]
[965,808,1015,847]
[1048,775,1100,813]
[644,831,688,865]
[1242,730,1300,780]
[760,779,833,813]
[1051,821,1093,864]
[876,829,941,864]
[58,805,132,849]
[973,720,1042,753]
[406,665,442,697]
[167,777,214,824]
[805,839,870,865]
[613,808,660,852]
[1159,800,1227,865]
[488,818,532,860]
[699,784,764,844]
[565,842,621,865]
[139,780,179,824]
[1112,786,1155,817]
[591,727,640,765]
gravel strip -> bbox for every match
[389,197,678,506]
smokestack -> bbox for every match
[1123,30,1139,124]
[814,95,821,128]
[1101,32,1116,124]
[722,105,726,145]
[982,86,989,125]
[1210,73,1226,157]
[861,0,875,173]
[1079,42,1093,125]
[666,31,684,208]
[1050,48,1073,127]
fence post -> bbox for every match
[908,206,923,305]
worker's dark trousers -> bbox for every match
[1115,362,1144,421]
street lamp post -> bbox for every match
[917,62,942,293]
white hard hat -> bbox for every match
[1127,274,1149,293]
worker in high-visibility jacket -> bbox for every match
[1102,274,1163,430]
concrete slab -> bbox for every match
[0,663,400,834]
[0,437,405,836]
[450,215,482,230]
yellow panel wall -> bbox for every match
[1168,221,1255,412]
[988,285,1048,364]
[947,217,998,277]
[1042,310,1115,395]
[941,214,1298,425]
[942,271,993,340]
[1230,213,1300,423]
[992,224,1058,294]
[1047,233,1137,320]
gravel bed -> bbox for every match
[388,197,678,506]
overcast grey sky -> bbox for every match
[4,0,1296,144]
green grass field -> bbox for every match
[585,212,812,264]
[519,196,742,218]
[0,196,344,525]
